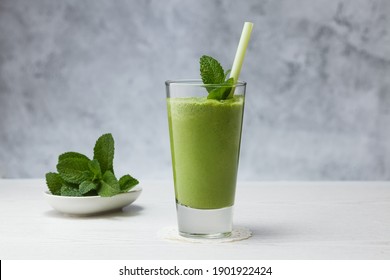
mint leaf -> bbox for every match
[79,180,97,195]
[47,133,139,198]
[200,55,225,92]
[60,184,82,197]
[59,152,89,162]
[207,77,234,101]
[93,133,114,174]
[88,159,102,180]
[84,189,98,196]
[45,172,63,195]
[119,174,139,193]
[200,55,234,100]
[224,69,231,81]
[56,157,92,184]
[98,170,120,197]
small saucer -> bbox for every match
[44,186,142,215]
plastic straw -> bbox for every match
[229,22,254,97]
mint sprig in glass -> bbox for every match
[201,22,254,101]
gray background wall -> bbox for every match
[0,0,389,180]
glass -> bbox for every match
[166,80,246,238]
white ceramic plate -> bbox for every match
[44,186,142,215]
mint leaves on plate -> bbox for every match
[45,133,139,197]
[200,55,234,101]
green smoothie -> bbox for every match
[167,96,244,209]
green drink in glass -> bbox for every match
[166,81,245,237]
[166,22,253,238]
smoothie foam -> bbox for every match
[167,96,244,209]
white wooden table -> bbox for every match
[0,179,389,259]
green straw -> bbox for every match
[228,21,254,97]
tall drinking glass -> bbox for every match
[166,80,246,238]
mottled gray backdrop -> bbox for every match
[0,0,389,180]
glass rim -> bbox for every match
[165,79,246,87]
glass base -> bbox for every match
[176,203,233,238]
